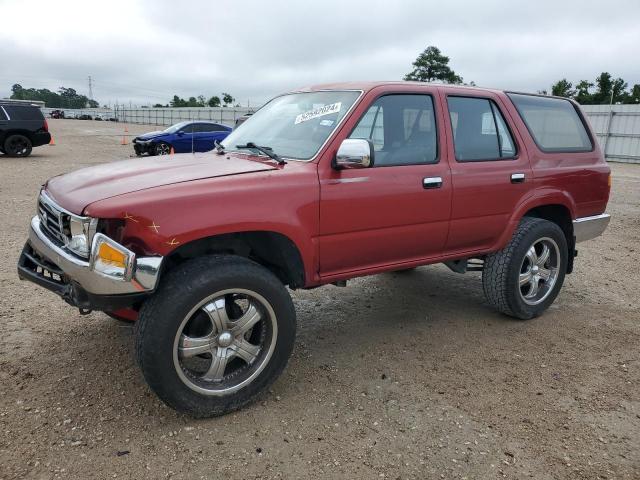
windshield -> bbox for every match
[221,91,361,160]
[164,121,190,133]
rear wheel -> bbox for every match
[482,217,567,320]
[135,255,296,417]
[4,134,32,157]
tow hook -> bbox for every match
[79,308,93,315]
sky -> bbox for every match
[1,0,639,107]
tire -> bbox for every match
[154,141,172,155]
[482,217,567,320]
[135,255,296,417]
[4,134,33,157]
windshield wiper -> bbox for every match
[214,140,225,155]
[236,142,286,165]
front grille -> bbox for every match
[37,194,69,246]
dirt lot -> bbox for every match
[1,119,639,479]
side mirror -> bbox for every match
[334,139,374,169]
[177,130,185,136]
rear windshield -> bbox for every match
[4,105,44,121]
[507,93,592,152]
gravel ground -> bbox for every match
[1,119,639,479]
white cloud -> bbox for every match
[0,0,638,106]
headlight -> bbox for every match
[90,234,135,281]
[67,217,96,257]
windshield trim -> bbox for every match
[224,89,364,163]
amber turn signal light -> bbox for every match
[97,241,127,267]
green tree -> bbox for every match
[551,78,574,98]
[222,92,235,107]
[574,80,594,104]
[11,84,24,99]
[404,46,463,84]
[9,84,95,108]
[630,84,640,104]
[593,72,614,104]
[207,96,221,107]
[170,95,187,107]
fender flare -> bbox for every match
[493,189,576,251]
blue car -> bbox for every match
[132,121,232,156]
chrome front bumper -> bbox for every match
[573,213,611,243]
[19,216,163,299]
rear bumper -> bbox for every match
[573,213,611,243]
[18,216,162,311]
[32,132,51,147]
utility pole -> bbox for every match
[88,75,93,100]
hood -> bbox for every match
[136,130,167,140]
[46,153,277,214]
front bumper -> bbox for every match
[18,216,163,311]
[133,139,153,155]
[573,213,611,243]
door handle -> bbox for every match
[511,173,525,184]
[423,177,443,189]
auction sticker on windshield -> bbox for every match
[295,102,341,124]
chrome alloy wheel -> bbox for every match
[156,143,171,155]
[172,289,278,396]
[518,237,560,306]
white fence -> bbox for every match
[114,107,254,127]
[582,105,640,164]
[41,106,254,127]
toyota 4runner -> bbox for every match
[17,82,611,417]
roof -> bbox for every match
[1,98,45,107]
[290,81,506,96]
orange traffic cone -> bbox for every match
[170,146,175,155]
[121,126,128,145]
[49,136,56,146]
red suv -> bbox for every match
[18,82,611,417]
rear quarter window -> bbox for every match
[507,93,592,153]
[4,106,44,121]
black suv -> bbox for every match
[0,102,51,157]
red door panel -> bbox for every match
[317,88,452,278]
[319,164,451,276]
[441,89,533,255]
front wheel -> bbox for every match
[135,255,296,417]
[154,141,172,155]
[482,217,567,320]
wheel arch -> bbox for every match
[160,230,306,289]
[2,129,35,144]
[496,194,576,273]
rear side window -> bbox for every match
[4,106,43,121]
[197,124,227,132]
[508,93,592,152]
[447,97,516,161]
